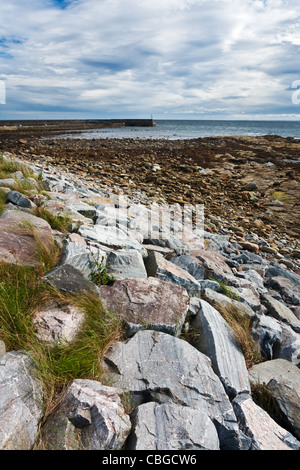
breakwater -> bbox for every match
[0,118,155,131]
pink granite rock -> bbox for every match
[98,277,190,336]
[0,210,53,267]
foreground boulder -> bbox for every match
[59,240,107,280]
[191,299,251,399]
[232,394,300,450]
[78,224,146,255]
[103,329,241,449]
[106,249,147,280]
[128,402,220,450]
[145,251,201,297]
[0,352,44,450]
[249,359,300,440]
[38,379,131,450]
[44,264,99,295]
[98,278,189,337]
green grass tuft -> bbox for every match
[33,206,72,233]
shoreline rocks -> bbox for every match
[0,147,299,451]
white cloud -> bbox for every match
[0,0,300,118]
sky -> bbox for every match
[0,0,300,120]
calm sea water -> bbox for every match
[61,120,300,140]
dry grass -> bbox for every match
[214,302,261,369]
[16,219,62,273]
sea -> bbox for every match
[60,120,300,141]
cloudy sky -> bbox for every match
[0,0,300,120]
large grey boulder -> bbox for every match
[261,294,300,333]
[237,269,268,295]
[66,202,97,220]
[171,254,206,280]
[98,278,189,337]
[265,264,300,288]
[39,379,131,450]
[0,352,44,450]
[59,241,107,280]
[103,330,241,449]
[227,286,262,312]
[7,190,35,209]
[232,394,300,450]
[191,299,251,399]
[190,247,236,285]
[78,224,146,256]
[266,276,300,305]
[106,249,147,280]
[128,402,220,451]
[0,177,16,187]
[145,251,201,297]
[249,359,300,440]
[44,264,98,295]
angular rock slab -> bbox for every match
[232,394,300,450]
[34,301,85,344]
[261,294,300,334]
[7,190,35,209]
[249,359,300,440]
[128,402,220,451]
[78,224,146,256]
[59,240,107,280]
[98,278,189,337]
[103,330,241,450]
[191,299,251,399]
[266,276,300,305]
[190,247,236,285]
[171,254,206,280]
[39,379,131,450]
[106,249,147,280]
[0,352,44,450]
[44,264,99,295]
[145,251,201,297]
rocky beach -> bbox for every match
[0,128,299,451]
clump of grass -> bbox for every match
[0,154,35,179]
[90,252,114,286]
[17,220,62,272]
[43,292,122,385]
[0,154,44,195]
[215,303,261,369]
[0,262,122,428]
[33,206,72,233]
[0,264,49,351]
[211,279,241,301]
